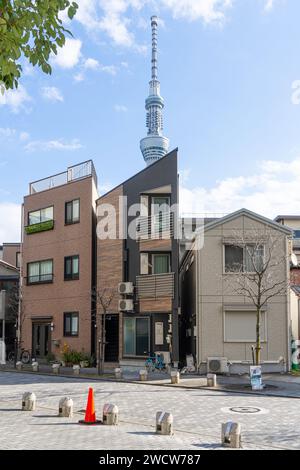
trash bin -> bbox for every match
[22,392,36,411]
[207,373,217,387]
[103,403,119,425]
[221,421,241,448]
[59,397,73,417]
[156,411,173,435]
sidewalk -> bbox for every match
[1,363,300,398]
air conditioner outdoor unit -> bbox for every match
[207,357,229,374]
[118,299,133,311]
[118,282,134,294]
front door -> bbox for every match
[32,323,51,358]
[104,315,119,362]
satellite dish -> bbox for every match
[291,253,298,267]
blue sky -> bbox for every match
[1,0,300,243]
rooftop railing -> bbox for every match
[29,160,97,194]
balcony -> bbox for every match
[25,219,54,235]
[29,160,97,194]
[136,272,174,299]
[137,212,174,240]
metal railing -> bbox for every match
[137,212,173,240]
[29,160,97,194]
[136,272,174,299]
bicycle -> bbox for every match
[7,348,31,365]
[145,353,166,372]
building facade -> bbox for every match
[0,260,19,362]
[21,161,98,361]
[180,209,292,373]
[97,149,179,369]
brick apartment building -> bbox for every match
[21,161,98,360]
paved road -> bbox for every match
[0,371,299,450]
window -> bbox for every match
[224,244,264,273]
[65,199,80,224]
[28,206,53,226]
[64,255,79,280]
[294,230,300,239]
[64,312,79,337]
[123,317,150,356]
[27,260,53,284]
[224,310,266,342]
[151,196,170,234]
[140,253,171,275]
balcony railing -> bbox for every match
[25,219,54,235]
[29,160,97,194]
[137,212,174,240]
[136,272,174,299]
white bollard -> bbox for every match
[207,373,217,387]
[103,403,119,425]
[170,371,180,384]
[22,392,36,411]
[156,411,173,435]
[115,368,122,379]
[59,397,73,417]
[139,369,148,381]
[16,361,23,371]
[221,422,242,448]
[52,363,60,374]
[73,365,80,376]
[32,361,39,372]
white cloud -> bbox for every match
[264,0,274,12]
[74,72,85,82]
[84,58,100,69]
[161,0,232,22]
[52,38,82,68]
[0,203,21,244]
[41,86,64,102]
[101,64,118,75]
[180,158,300,219]
[25,138,83,152]
[0,85,31,113]
[114,104,128,112]
[0,128,16,138]
[19,131,30,141]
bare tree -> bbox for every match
[92,287,116,375]
[224,228,290,365]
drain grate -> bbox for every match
[229,406,261,414]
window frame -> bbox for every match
[65,199,80,225]
[28,205,54,226]
[64,255,80,281]
[27,259,53,285]
[63,312,79,337]
[223,243,265,274]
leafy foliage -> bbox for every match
[0,0,78,90]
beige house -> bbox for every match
[180,209,292,374]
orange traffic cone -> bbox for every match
[79,387,102,425]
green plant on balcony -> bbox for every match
[25,219,54,234]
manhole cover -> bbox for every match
[230,406,261,414]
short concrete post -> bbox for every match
[32,361,39,372]
[207,373,217,387]
[139,369,148,381]
[156,411,173,436]
[16,361,22,371]
[221,422,242,448]
[73,365,80,376]
[22,392,36,411]
[52,363,60,375]
[103,403,119,425]
[114,368,122,379]
[59,397,73,417]
[170,371,180,384]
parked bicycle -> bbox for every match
[145,352,166,372]
[7,348,31,365]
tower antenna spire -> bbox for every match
[140,16,169,166]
